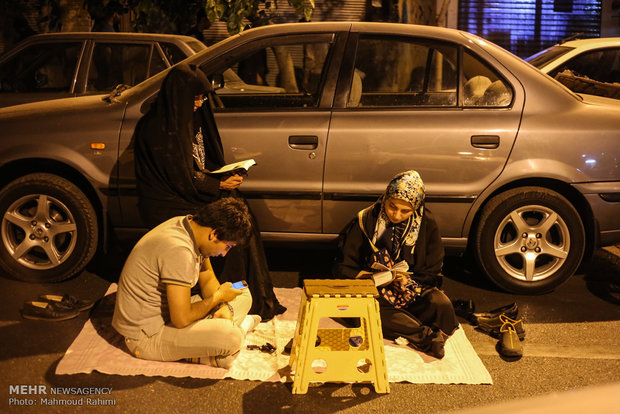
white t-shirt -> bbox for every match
[112,216,202,339]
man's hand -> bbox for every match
[219,174,243,190]
[218,282,243,303]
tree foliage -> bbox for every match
[84,0,314,35]
[206,0,314,34]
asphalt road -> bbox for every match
[1,242,619,414]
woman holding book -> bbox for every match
[134,63,285,320]
[333,170,457,358]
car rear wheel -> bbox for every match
[475,187,585,294]
[0,173,98,282]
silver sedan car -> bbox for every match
[0,22,618,295]
[0,32,207,108]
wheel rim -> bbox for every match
[493,204,570,282]
[1,194,78,270]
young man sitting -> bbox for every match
[112,198,261,368]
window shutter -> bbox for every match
[458,0,602,57]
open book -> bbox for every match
[206,159,256,176]
[369,260,411,287]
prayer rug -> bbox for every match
[56,284,492,384]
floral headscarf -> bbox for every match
[372,170,425,257]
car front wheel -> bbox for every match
[0,173,98,282]
[475,187,585,294]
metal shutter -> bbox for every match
[457,0,602,58]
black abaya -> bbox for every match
[134,63,285,320]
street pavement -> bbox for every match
[1,243,619,414]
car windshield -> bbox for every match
[526,45,574,68]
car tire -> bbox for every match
[475,187,585,294]
[0,173,98,282]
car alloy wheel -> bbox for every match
[476,187,585,294]
[0,173,98,282]
[2,193,78,270]
[493,204,570,282]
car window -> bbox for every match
[206,36,332,109]
[462,50,512,107]
[0,42,82,93]
[549,48,620,84]
[348,36,458,107]
[526,45,574,68]
[159,42,190,65]
[87,42,153,92]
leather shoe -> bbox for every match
[38,293,94,312]
[499,318,524,358]
[471,302,518,325]
[21,301,80,321]
[477,313,525,340]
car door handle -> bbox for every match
[471,135,500,149]
[288,135,318,150]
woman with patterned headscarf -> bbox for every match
[333,170,458,359]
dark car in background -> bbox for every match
[0,22,619,296]
[0,32,206,108]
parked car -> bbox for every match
[0,22,619,295]
[526,37,620,99]
[0,32,206,108]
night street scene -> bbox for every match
[0,0,619,413]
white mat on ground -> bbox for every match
[56,284,492,384]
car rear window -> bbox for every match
[526,45,574,68]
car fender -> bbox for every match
[461,157,592,237]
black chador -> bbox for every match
[134,63,285,320]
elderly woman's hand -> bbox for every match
[393,272,410,287]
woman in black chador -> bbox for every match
[134,63,285,320]
[333,170,458,358]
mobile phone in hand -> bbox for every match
[231,280,248,289]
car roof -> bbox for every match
[237,21,469,42]
[20,31,201,42]
[557,37,620,49]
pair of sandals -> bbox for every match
[452,300,524,358]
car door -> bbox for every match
[199,32,344,234]
[114,32,345,233]
[323,30,525,245]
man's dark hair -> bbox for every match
[193,198,252,244]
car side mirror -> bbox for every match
[210,73,224,90]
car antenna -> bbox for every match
[102,84,131,103]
